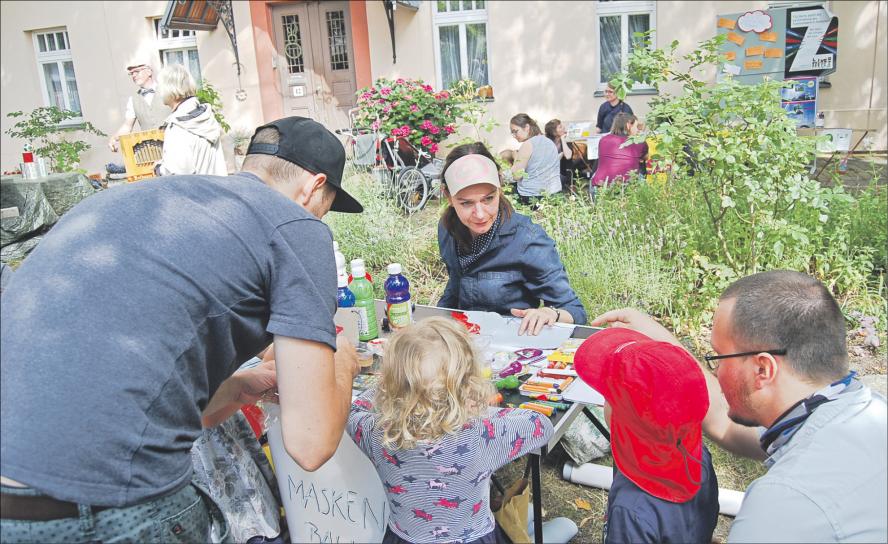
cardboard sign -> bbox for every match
[817,129,853,153]
[265,405,389,543]
[785,6,838,77]
[334,307,361,345]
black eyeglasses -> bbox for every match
[704,349,786,372]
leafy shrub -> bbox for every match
[195,80,230,133]
[5,107,105,173]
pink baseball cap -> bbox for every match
[443,154,500,196]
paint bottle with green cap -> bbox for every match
[349,259,378,341]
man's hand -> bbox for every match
[334,334,359,379]
[234,358,278,405]
[591,308,681,346]
[202,359,278,427]
[511,307,557,336]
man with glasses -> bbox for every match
[107,60,171,152]
[592,270,886,542]
[595,83,634,134]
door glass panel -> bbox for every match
[466,23,489,86]
[599,15,622,84]
[63,61,81,114]
[438,25,461,89]
[281,14,305,73]
[325,10,350,70]
[42,62,64,109]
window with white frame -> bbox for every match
[154,18,201,84]
[597,1,656,89]
[33,28,83,118]
[433,1,489,90]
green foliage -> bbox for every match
[195,80,230,133]
[611,32,852,277]
[5,107,105,173]
[448,79,500,145]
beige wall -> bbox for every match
[0,0,264,175]
[361,0,887,154]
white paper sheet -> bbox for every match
[561,379,605,406]
[464,310,576,351]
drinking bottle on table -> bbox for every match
[347,257,373,283]
[333,241,347,276]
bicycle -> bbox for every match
[337,111,442,214]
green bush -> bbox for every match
[5,107,105,173]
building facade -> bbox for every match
[2,0,885,175]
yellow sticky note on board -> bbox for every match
[746,46,765,56]
[724,51,737,61]
[744,59,764,70]
[726,32,745,46]
[765,48,783,58]
[759,31,777,42]
[718,17,737,30]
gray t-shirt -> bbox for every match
[0,172,337,507]
[519,135,561,197]
[728,386,887,542]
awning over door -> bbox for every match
[161,0,241,77]
[160,0,221,31]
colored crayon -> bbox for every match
[519,402,554,416]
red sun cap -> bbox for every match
[574,327,709,503]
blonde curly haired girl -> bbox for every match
[347,317,553,544]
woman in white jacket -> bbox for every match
[155,64,227,176]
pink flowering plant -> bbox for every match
[354,77,460,156]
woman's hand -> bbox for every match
[511,307,559,336]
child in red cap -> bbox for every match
[574,328,719,543]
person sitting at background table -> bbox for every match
[154,63,227,176]
[545,118,593,193]
[508,113,562,206]
[595,83,634,134]
[437,142,587,335]
[590,113,648,199]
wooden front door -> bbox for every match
[272,1,357,130]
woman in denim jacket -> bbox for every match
[438,142,587,335]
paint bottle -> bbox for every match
[333,241,346,277]
[384,263,412,330]
[347,257,373,283]
[336,272,355,308]
[349,259,378,341]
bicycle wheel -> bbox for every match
[396,167,429,214]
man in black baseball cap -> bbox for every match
[245,116,363,213]
[0,115,364,542]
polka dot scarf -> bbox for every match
[457,213,502,272]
